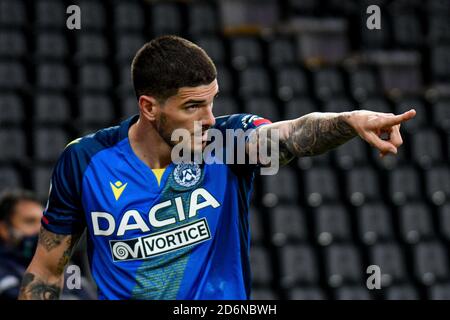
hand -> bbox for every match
[346,109,417,158]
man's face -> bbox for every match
[153,79,219,153]
[3,200,43,242]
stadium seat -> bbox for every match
[0,166,22,191]
[357,202,394,245]
[323,96,355,114]
[324,244,363,287]
[32,128,69,162]
[361,97,392,114]
[230,37,263,70]
[0,128,26,162]
[0,61,27,89]
[276,67,308,101]
[150,3,182,36]
[334,286,373,300]
[0,93,24,125]
[413,241,449,286]
[113,2,145,31]
[0,0,26,27]
[76,1,106,30]
[279,245,319,287]
[79,94,115,126]
[268,38,296,67]
[427,0,450,14]
[0,30,26,58]
[411,128,443,169]
[213,96,239,116]
[334,138,368,170]
[188,2,219,35]
[314,204,351,246]
[283,97,317,120]
[115,34,145,62]
[313,68,345,101]
[35,0,67,29]
[250,246,273,286]
[425,166,450,206]
[385,285,420,300]
[297,149,333,171]
[195,36,227,65]
[428,15,450,44]
[244,97,280,122]
[216,65,233,94]
[249,207,264,244]
[31,166,53,200]
[399,203,434,244]
[36,63,70,90]
[388,166,422,205]
[369,243,408,286]
[119,95,138,119]
[431,45,450,81]
[238,67,272,98]
[359,12,391,48]
[269,205,307,245]
[36,32,69,59]
[439,204,450,241]
[34,93,71,125]
[261,167,299,206]
[432,99,450,133]
[345,166,381,206]
[392,13,423,47]
[75,33,109,61]
[429,283,450,300]
[250,288,278,300]
[78,64,112,91]
[288,287,326,300]
[305,167,340,207]
[348,68,380,102]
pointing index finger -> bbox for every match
[381,109,416,127]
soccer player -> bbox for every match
[19,35,416,300]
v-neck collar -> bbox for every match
[119,115,174,191]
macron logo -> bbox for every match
[110,181,128,201]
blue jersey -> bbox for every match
[41,114,271,300]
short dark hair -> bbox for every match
[131,35,217,102]
[0,189,40,223]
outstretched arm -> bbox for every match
[18,227,81,300]
[249,109,417,166]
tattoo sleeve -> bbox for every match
[19,272,61,300]
[278,112,357,164]
[18,227,82,300]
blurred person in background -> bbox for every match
[0,189,96,300]
[0,190,42,300]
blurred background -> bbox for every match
[0,0,449,300]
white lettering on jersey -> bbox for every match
[91,188,220,236]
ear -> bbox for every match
[138,95,160,122]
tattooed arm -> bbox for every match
[249,109,417,167]
[18,227,81,300]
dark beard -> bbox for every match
[156,112,177,148]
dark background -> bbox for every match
[0,0,449,300]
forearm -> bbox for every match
[278,111,357,161]
[18,266,64,300]
[18,227,80,300]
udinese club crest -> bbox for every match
[173,163,202,188]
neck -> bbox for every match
[128,117,172,169]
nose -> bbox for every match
[202,106,216,128]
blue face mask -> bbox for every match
[7,226,38,263]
